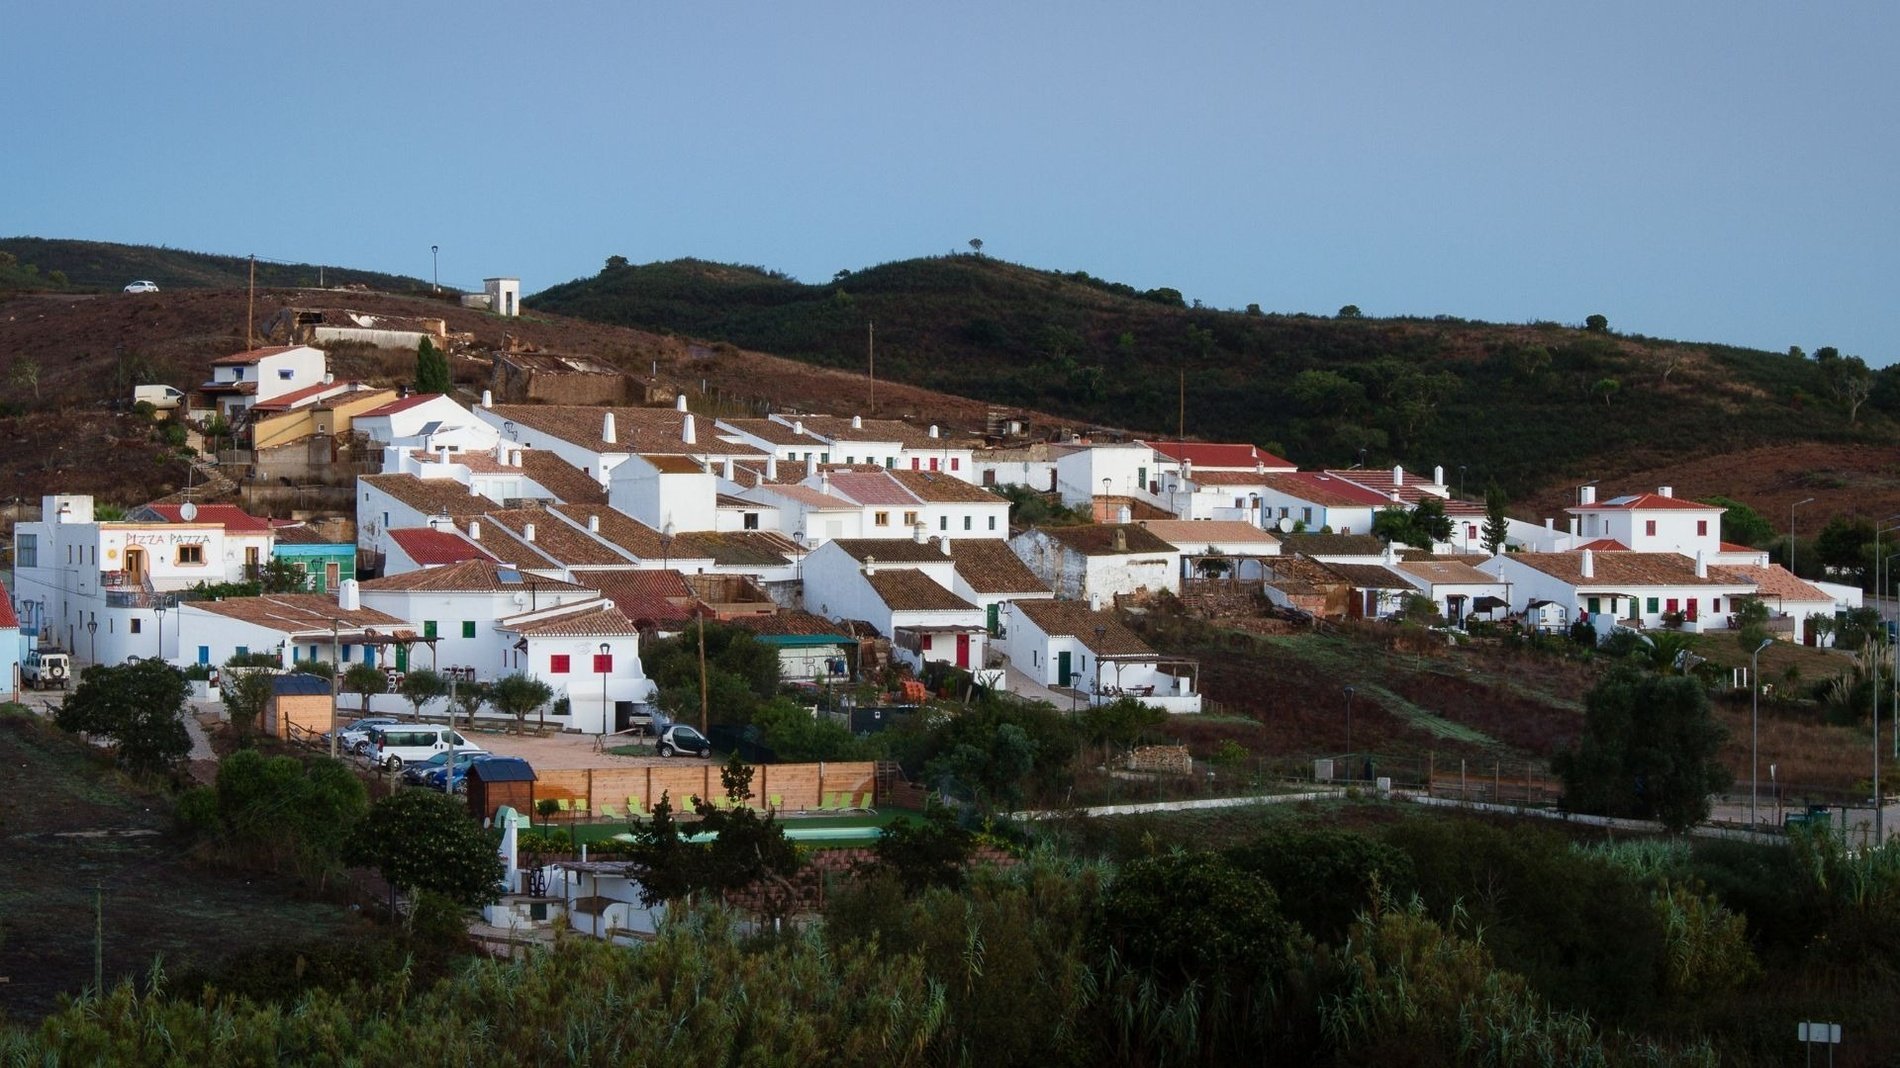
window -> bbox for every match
[820,452,830,464]
[939,516,948,531]
[593,653,613,673]
[964,515,972,530]
[845,456,854,464]
[197,646,210,665]
[462,621,476,638]
[342,644,353,662]
[1645,520,1657,536]
[130,618,142,634]
[903,511,919,526]
[549,654,571,674]
[1301,507,1313,524]
[950,458,960,471]
[874,511,890,527]
[277,368,294,380]
[16,534,34,568]
[176,544,204,565]
[1646,597,1659,613]
[1697,520,1708,536]
[236,645,249,658]
[886,456,895,468]
[988,516,997,531]
[1712,598,1721,612]
[423,621,438,639]
[1234,498,1244,509]
[1467,524,1477,539]
[743,512,759,530]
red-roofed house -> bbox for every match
[198,344,329,419]
[385,527,498,573]
[0,590,18,699]
[1254,472,1394,535]
[1566,486,1723,557]
[1141,440,1297,473]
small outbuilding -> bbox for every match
[467,757,538,824]
[263,673,334,741]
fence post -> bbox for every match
[1460,759,1467,805]
[1427,752,1434,799]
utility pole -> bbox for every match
[867,320,875,412]
[246,255,256,349]
[92,883,105,996]
[1177,365,1186,441]
[697,610,710,734]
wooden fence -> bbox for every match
[527,761,879,820]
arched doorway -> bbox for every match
[123,547,146,585]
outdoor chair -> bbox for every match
[626,795,643,816]
[597,802,621,821]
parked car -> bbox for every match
[369,725,472,771]
[400,748,491,787]
[654,724,711,759]
[333,717,400,753]
[132,384,186,411]
[423,754,497,793]
[122,280,160,293]
[23,649,72,690]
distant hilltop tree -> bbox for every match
[1585,313,1610,333]
[968,238,984,257]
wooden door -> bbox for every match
[1057,649,1072,687]
[956,633,971,669]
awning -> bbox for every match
[1472,596,1508,611]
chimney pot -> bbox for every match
[1392,464,1404,486]
[913,523,926,544]
[1580,485,1596,505]
[1659,485,1674,498]
[929,424,940,439]
[602,411,617,445]
[481,389,493,408]
[851,415,862,429]
[939,535,952,556]
[468,521,481,540]
[588,514,600,533]
[675,394,688,412]
[338,579,361,612]
[793,419,804,435]
[523,522,536,543]
[1112,528,1128,552]
[1434,464,1445,485]
[1695,550,1707,578]
[766,455,778,480]
[1581,548,1595,579]
[682,412,696,444]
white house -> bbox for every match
[805,468,1011,542]
[999,599,1201,713]
[736,482,864,546]
[354,393,502,454]
[358,559,600,676]
[172,585,406,671]
[1008,524,1183,609]
[494,602,657,735]
[945,538,1054,633]
[13,495,274,666]
[474,399,764,486]
[797,540,986,671]
[1053,442,1162,511]
[1253,473,1391,536]
[198,344,330,419]
[1480,549,1757,637]
[1391,558,1513,626]
[972,441,1082,494]
[1565,487,1724,557]
[1139,520,1282,581]
[1709,564,1842,644]
[609,454,718,533]
[770,414,977,482]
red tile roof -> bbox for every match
[361,559,587,593]
[1575,538,1630,551]
[1144,440,1296,470]
[210,345,303,366]
[825,471,921,507]
[247,379,347,413]
[1259,472,1394,508]
[946,539,1049,594]
[139,503,274,532]
[1010,600,1155,656]
[573,569,700,624]
[866,568,976,612]
[0,595,18,629]
[388,527,497,566]
[1720,541,1762,553]
[501,603,642,637]
[1568,494,1724,513]
[1507,552,1743,587]
[888,469,1005,504]
[1710,564,1831,603]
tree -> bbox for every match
[1584,313,1609,333]
[1481,481,1510,554]
[1591,376,1621,407]
[1733,598,1772,657]
[346,789,504,907]
[342,661,387,713]
[872,801,976,893]
[219,667,277,737]
[9,357,40,401]
[1288,369,1366,417]
[490,673,554,734]
[1700,495,1775,546]
[1078,696,1163,762]
[1553,668,1732,832]
[1338,304,1363,319]
[1813,515,1873,576]
[415,337,451,395]
[603,255,629,271]
[53,660,192,776]
[968,238,983,257]
[624,757,802,916]
[451,679,491,731]
[398,668,449,722]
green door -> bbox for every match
[1586,597,1601,615]
[395,644,409,672]
[986,603,1000,634]
[1057,650,1072,687]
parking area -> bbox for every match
[331,713,715,773]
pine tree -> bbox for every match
[1482,481,1510,554]
[415,337,451,394]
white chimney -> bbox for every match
[338,579,361,612]
[913,523,926,544]
[512,450,523,467]
[1569,517,1579,536]
[1544,518,1554,530]
[323,372,335,385]
[1392,464,1404,486]
[523,522,536,543]
[675,394,689,412]
[1580,549,1595,579]
[1118,505,1132,524]
[766,455,778,480]
[722,458,734,480]
[851,414,862,429]
[467,521,481,540]
[1433,465,1444,486]
[602,412,617,445]
[939,535,952,556]
[1659,486,1674,498]
[793,419,804,436]
[864,555,877,576]
[588,514,600,533]
[1383,543,1398,565]
[1695,550,1707,578]
[481,389,493,408]
[820,471,831,495]
[929,424,940,439]
[1580,485,1596,505]
[807,456,817,479]
[1255,461,1265,476]
[682,412,696,444]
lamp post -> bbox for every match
[1789,497,1814,577]
[330,618,343,759]
[1343,685,1356,777]
[1458,465,1467,500]
[154,601,167,665]
[1750,637,1773,829]
[599,642,612,737]
[1093,625,1107,707]
[792,529,805,605]
[85,618,97,665]
[431,245,439,293]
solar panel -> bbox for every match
[499,568,522,584]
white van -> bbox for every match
[369,725,472,770]
[133,385,186,411]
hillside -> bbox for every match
[0,237,428,294]
[533,255,1900,497]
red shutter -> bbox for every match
[592,653,613,673]
[549,654,570,674]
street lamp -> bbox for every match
[1750,637,1773,829]
[791,529,805,604]
[599,642,612,737]
[1343,685,1356,777]
[1093,625,1107,707]
[85,618,97,665]
[1789,497,1814,577]
[154,601,167,665]
[660,521,675,571]
[431,245,439,293]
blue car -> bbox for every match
[423,753,497,793]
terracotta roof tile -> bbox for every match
[828,538,958,563]
[210,345,302,366]
[1144,440,1295,470]
[361,474,491,517]
[1010,600,1154,656]
[730,610,858,637]
[1137,520,1281,550]
[361,559,587,593]
[1042,524,1178,557]
[946,539,1049,594]
[1509,552,1743,587]
[572,569,700,624]
[186,593,404,632]
[482,507,631,566]
[135,503,275,532]
[1567,493,1724,513]
[1323,563,1414,588]
[674,530,795,568]
[1279,532,1387,557]
[717,418,830,447]
[824,471,922,507]
[1396,560,1500,585]
[360,393,449,417]
[501,604,642,637]
[388,527,498,566]
[487,404,764,457]
[1711,564,1832,603]
[1259,472,1395,508]
[519,451,609,506]
[865,569,975,611]
[888,469,1004,504]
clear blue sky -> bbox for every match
[8,2,1895,360]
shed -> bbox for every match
[263,673,333,741]
[468,757,538,824]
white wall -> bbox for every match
[609,458,717,533]
[1055,445,1157,509]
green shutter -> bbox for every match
[423,620,438,639]
[462,621,476,638]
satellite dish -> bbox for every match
[179,501,198,522]
[1276,516,1294,534]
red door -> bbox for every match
[1666,598,1679,614]
[955,633,970,668]
[1686,599,1698,622]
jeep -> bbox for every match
[24,650,72,690]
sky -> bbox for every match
[7,2,1896,360]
